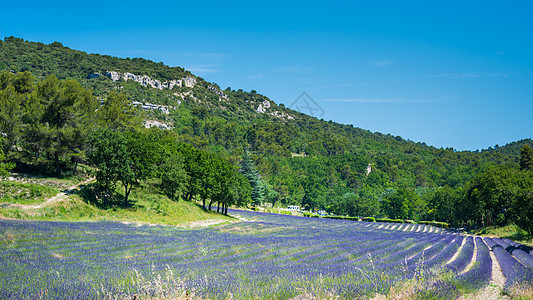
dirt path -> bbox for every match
[5,177,94,210]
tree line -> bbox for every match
[0,71,251,213]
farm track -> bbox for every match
[3,177,94,210]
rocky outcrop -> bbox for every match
[270,111,295,120]
[174,90,198,102]
[144,120,173,130]
[131,101,175,114]
[256,100,271,113]
[101,71,198,90]
[182,77,197,88]
[208,85,229,100]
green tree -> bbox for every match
[0,71,36,161]
[86,129,126,203]
[466,166,518,227]
[382,188,419,220]
[0,138,14,177]
[97,92,141,130]
[118,130,159,203]
[520,144,533,171]
[159,155,189,201]
[240,151,264,206]
[29,75,97,176]
[513,171,533,235]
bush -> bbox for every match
[361,217,375,222]
[302,212,320,218]
[323,216,359,222]
[376,218,403,223]
[419,220,449,228]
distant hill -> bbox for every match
[1,36,530,218]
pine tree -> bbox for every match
[239,151,264,206]
[520,144,533,171]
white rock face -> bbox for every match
[103,71,198,90]
[271,111,295,120]
[131,101,174,114]
[182,77,197,88]
[144,120,172,130]
[106,71,121,81]
[208,85,229,100]
[256,100,271,114]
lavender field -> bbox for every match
[1,209,533,299]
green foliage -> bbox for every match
[520,144,533,171]
[376,218,404,223]
[240,151,264,206]
[361,217,376,222]
[97,92,142,131]
[86,128,129,204]
[0,138,14,177]
[419,220,449,228]
[159,156,188,201]
[322,215,359,221]
[381,188,423,221]
[0,181,58,205]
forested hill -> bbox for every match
[1,36,532,228]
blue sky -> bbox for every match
[1,0,531,150]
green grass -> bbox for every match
[0,181,59,205]
[0,178,233,225]
[473,223,533,247]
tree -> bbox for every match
[513,171,533,235]
[466,166,519,227]
[240,151,264,206]
[97,92,141,131]
[34,75,97,176]
[0,71,35,162]
[520,145,533,171]
[382,188,420,220]
[0,138,14,177]
[159,155,189,201]
[86,129,129,203]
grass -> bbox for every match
[0,181,59,205]
[473,223,533,247]
[0,175,233,225]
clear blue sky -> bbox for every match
[1,0,531,151]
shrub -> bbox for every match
[361,217,375,222]
[302,212,320,218]
[323,216,358,222]
[419,220,449,228]
[376,218,403,223]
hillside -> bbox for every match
[1,36,532,229]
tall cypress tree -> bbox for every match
[239,151,264,206]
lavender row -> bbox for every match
[454,237,492,291]
[486,237,533,289]
[445,236,475,274]
[502,238,533,255]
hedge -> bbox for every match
[323,216,359,221]
[376,218,404,223]
[419,220,449,228]
[361,217,375,222]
